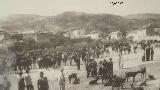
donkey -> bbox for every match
[125,70,140,82]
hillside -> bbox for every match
[0,12,160,34]
[125,13,160,20]
[0,14,57,33]
[125,14,160,28]
[54,11,130,33]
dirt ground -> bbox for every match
[3,47,160,90]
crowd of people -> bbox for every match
[86,58,113,83]
[141,41,155,62]
[1,39,159,90]
[15,68,66,90]
[13,41,133,72]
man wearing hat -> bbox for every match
[18,72,25,90]
[58,68,65,90]
[108,58,113,82]
[25,70,33,90]
[37,72,49,90]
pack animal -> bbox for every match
[139,67,146,78]
[130,83,144,90]
[68,73,77,83]
[112,75,126,89]
[89,77,99,85]
[125,71,140,82]
[73,78,80,84]
[101,71,110,83]
[148,75,155,80]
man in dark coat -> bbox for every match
[98,61,103,77]
[56,53,62,67]
[91,61,98,78]
[145,45,150,61]
[75,53,81,70]
[86,61,92,78]
[108,58,113,82]
[102,59,109,82]
[37,72,49,90]
[18,72,25,90]
[150,47,154,61]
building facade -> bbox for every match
[127,29,147,41]
[108,31,120,40]
[154,28,160,35]
[63,27,85,39]
[84,30,102,40]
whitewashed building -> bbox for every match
[154,28,160,35]
[108,31,120,40]
[127,29,147,41]
[63,27,85,39]
[0,31,7,41]
[85,33,99,40]
[84,30,102,40]
[0,33,4,41]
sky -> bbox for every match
[0,0,160,16]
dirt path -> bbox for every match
[6,47,160,90]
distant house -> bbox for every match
[0,31,5,41]
[63,27,85,39]
[108,31,120,40]
[0,34,4,41]
[85,33,99,40]
[85,30,102,40]
[127,29,147,41]
[154,28,160,35]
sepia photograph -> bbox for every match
[0,0,160,90]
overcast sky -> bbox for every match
[0,0,160,16]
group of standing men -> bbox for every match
[142,42,154,62]
[17,68,66,90]
[85,58,113,83]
